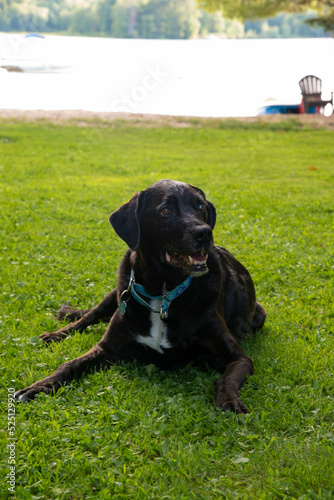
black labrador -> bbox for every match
[15,179,266,413]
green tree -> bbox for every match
[110,0,134,37]
[197,0,334,31]
[244,11,327,37]
[0,0,11,10]
[68,7,98,35]
[305,1,334,31]
[138,0,200,38]
[96,0,116,34]
[198,10,224,35]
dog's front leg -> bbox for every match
[39,288,118,343]
[15,344,112,402]
[198,318,254,414]
[215,356,254,414]
[16,311,132,402]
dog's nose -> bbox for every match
[194,226,212,244]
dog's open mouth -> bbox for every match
[165,250,209,275]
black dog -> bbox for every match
[15,179,266,413]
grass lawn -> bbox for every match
[1,117,333,499]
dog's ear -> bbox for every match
[191,185,216,230]
[206,200,216,230]
[109,191,145,250]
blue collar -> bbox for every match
[119,269,192,320]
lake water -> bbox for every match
[0,34,333,117]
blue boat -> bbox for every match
[25,33,45,39]
[258,102,317,115]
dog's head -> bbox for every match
[109,179,216,277]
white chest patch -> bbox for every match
[136,299,171,354]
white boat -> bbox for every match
[0,33,72,73]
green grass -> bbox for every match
[1,119,333,500]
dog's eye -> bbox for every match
[199,203,206,212]
[161,207,172,216]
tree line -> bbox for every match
[0,0,329,38]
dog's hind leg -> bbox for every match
[39,288,118,344]
[56,305,113,324]
[250,302,267,333]
[57,305,91,323]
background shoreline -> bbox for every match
[1,108,334,129]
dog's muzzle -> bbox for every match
[164,226,213,276]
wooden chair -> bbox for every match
[299,75,333,114]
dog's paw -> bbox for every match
[216,395,250,415]
[39,331,67,344]
[15,382,54,402]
